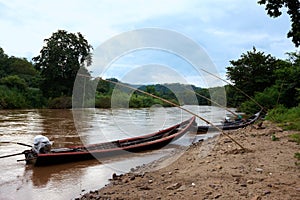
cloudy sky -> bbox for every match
[0,0,296,87]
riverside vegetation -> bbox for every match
[0,35,299,114]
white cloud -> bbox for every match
[0,0,200,57]
[0,0,296,87]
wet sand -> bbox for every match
[78,121,300,200]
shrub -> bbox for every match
[0,85,28,109]
[95,95,111,108]
[48,96,72,109]
[240,86,279,114]
[0,75,27,90]
[266,105,300,130]
[25,88,47,108]
[289,133,300,144]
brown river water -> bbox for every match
[0,106,228,200]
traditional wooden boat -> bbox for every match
[24,116,196,166]
[197,110,262,134]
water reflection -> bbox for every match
[27,160,99,187]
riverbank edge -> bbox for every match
[77,121,300,200]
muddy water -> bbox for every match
[0,106,228,200]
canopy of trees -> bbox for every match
[226,47,279,106]
[258,0,300,47]
[226,47,300,113]
[0,47,45,109]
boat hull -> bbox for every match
[25,116,197,166]
[197,111,262,134]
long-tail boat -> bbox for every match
[24,116,196,166]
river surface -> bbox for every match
[0,106,231,200]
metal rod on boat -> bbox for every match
[0,141,32,148]
[0,151,26,159]
[16,158,26,162]
[101,78,245,150]
[17,157,36,162]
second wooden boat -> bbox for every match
[197,110,262,134]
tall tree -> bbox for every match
[226,47,278,103]
[33,30,93,98]
[258,0,300,47]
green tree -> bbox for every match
[273,52,300,107]
[0,85,28,109]
[33,30,93,98]
[232,51,300,113]
[145,85,157,95]
[225,85,244,108]
[240,86,280,114]
[0,47,9,78]
[0,75,27,91]
[6,57,40,87]
[258,0,300,47]
[194,87,210,105]
[97,78,117,94]
[0,48,38,84]
[226,47,278,104]
[0,47,46,109]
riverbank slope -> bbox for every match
[78,121,300,200]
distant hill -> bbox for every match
[93,78,212,108]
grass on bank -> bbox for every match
[266,105,300,131]
[266,105,300,166]
[289,133,300,165]
[289,133,300,144]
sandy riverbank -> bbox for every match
[77,121,300,200]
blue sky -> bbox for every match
[0,0,297,87]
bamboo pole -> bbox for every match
[199,68,265,110]
[100,78,245,150]
[183,87,239,117]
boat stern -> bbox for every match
[24,150,37,165]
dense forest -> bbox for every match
[0,25,299,113]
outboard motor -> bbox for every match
[32,135,52,154]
